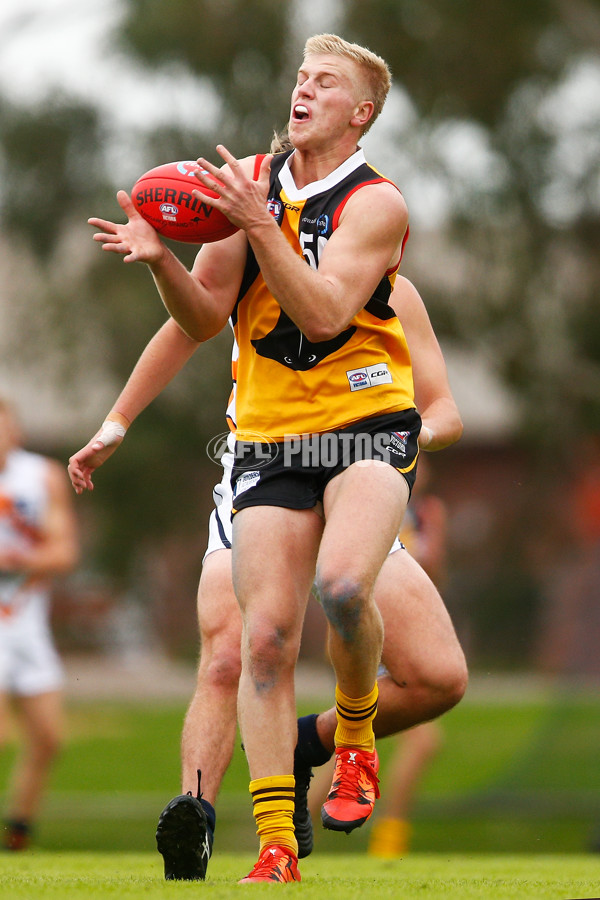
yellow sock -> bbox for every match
[249,775,298,856]
[334,683,378,752]
[368,817,412,857]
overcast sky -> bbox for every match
[1,0,598,228]
[0,0,219,132]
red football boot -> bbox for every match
[321,747,380,833]
[238,845,301,883]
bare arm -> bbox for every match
[195,147,409,342]
[88,164,250,343]
[390,276,463,451]
[68,318,201,493]
[76,156,253,491]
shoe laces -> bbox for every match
[331,750,380,800]
[250,846,291,878]
[185,769,204,801]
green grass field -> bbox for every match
[1,852,600,899]
[6,688,598,855]
[2,682,600,896]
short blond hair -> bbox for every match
[303,34,392,134]
[270,129,293,154]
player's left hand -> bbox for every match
[193,146,273,232]
[68,427,125,494]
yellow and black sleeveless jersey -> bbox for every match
[232,148,415,441]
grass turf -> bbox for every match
[2,688,600,859]
[2,689,600,896]
[1,852,600,899]
[3,690,597,854]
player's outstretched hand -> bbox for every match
[194,146,273,232]
[88,191,165,264]
[68,426,125,494]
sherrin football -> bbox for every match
[131,160,239,243]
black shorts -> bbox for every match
[231,408,421,515]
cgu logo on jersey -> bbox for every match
[346,362,393,392]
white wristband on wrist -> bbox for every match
[97,420,127,447]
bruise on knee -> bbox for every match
[315,576,363,642]
[246,624,288,694]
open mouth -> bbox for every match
[293,104,310,121]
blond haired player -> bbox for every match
[69,276,466,878]
[77,34,467,882]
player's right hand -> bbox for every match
[88,191,166,265]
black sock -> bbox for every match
[295,713,332,768]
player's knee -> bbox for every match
[200,643,242,692]
[314,573,365,643]
[199,619,243,690]
[245,620,296,689]
[446,656,469,709]
[423,652,468,715]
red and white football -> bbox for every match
[131,160,239,244]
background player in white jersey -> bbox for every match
[69,275,466,879]
[0,397,79,850]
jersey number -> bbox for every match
[299,231,328,270]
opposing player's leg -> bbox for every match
[181,550,241,802]
[233,504,322,882]
[371,549,467,730]
[156,549,240,880]
[3,690,64,850]
[156,440,242,882]
[316,460,409,834]
[294,546,467,855]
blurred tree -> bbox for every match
[340,0,600,441]
[0,87,232,620]
[344,0,557,124]
[117,0,295,154]
[0,95,106,259]
[1,0,599,661]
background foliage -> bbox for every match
[0,0,599,663]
